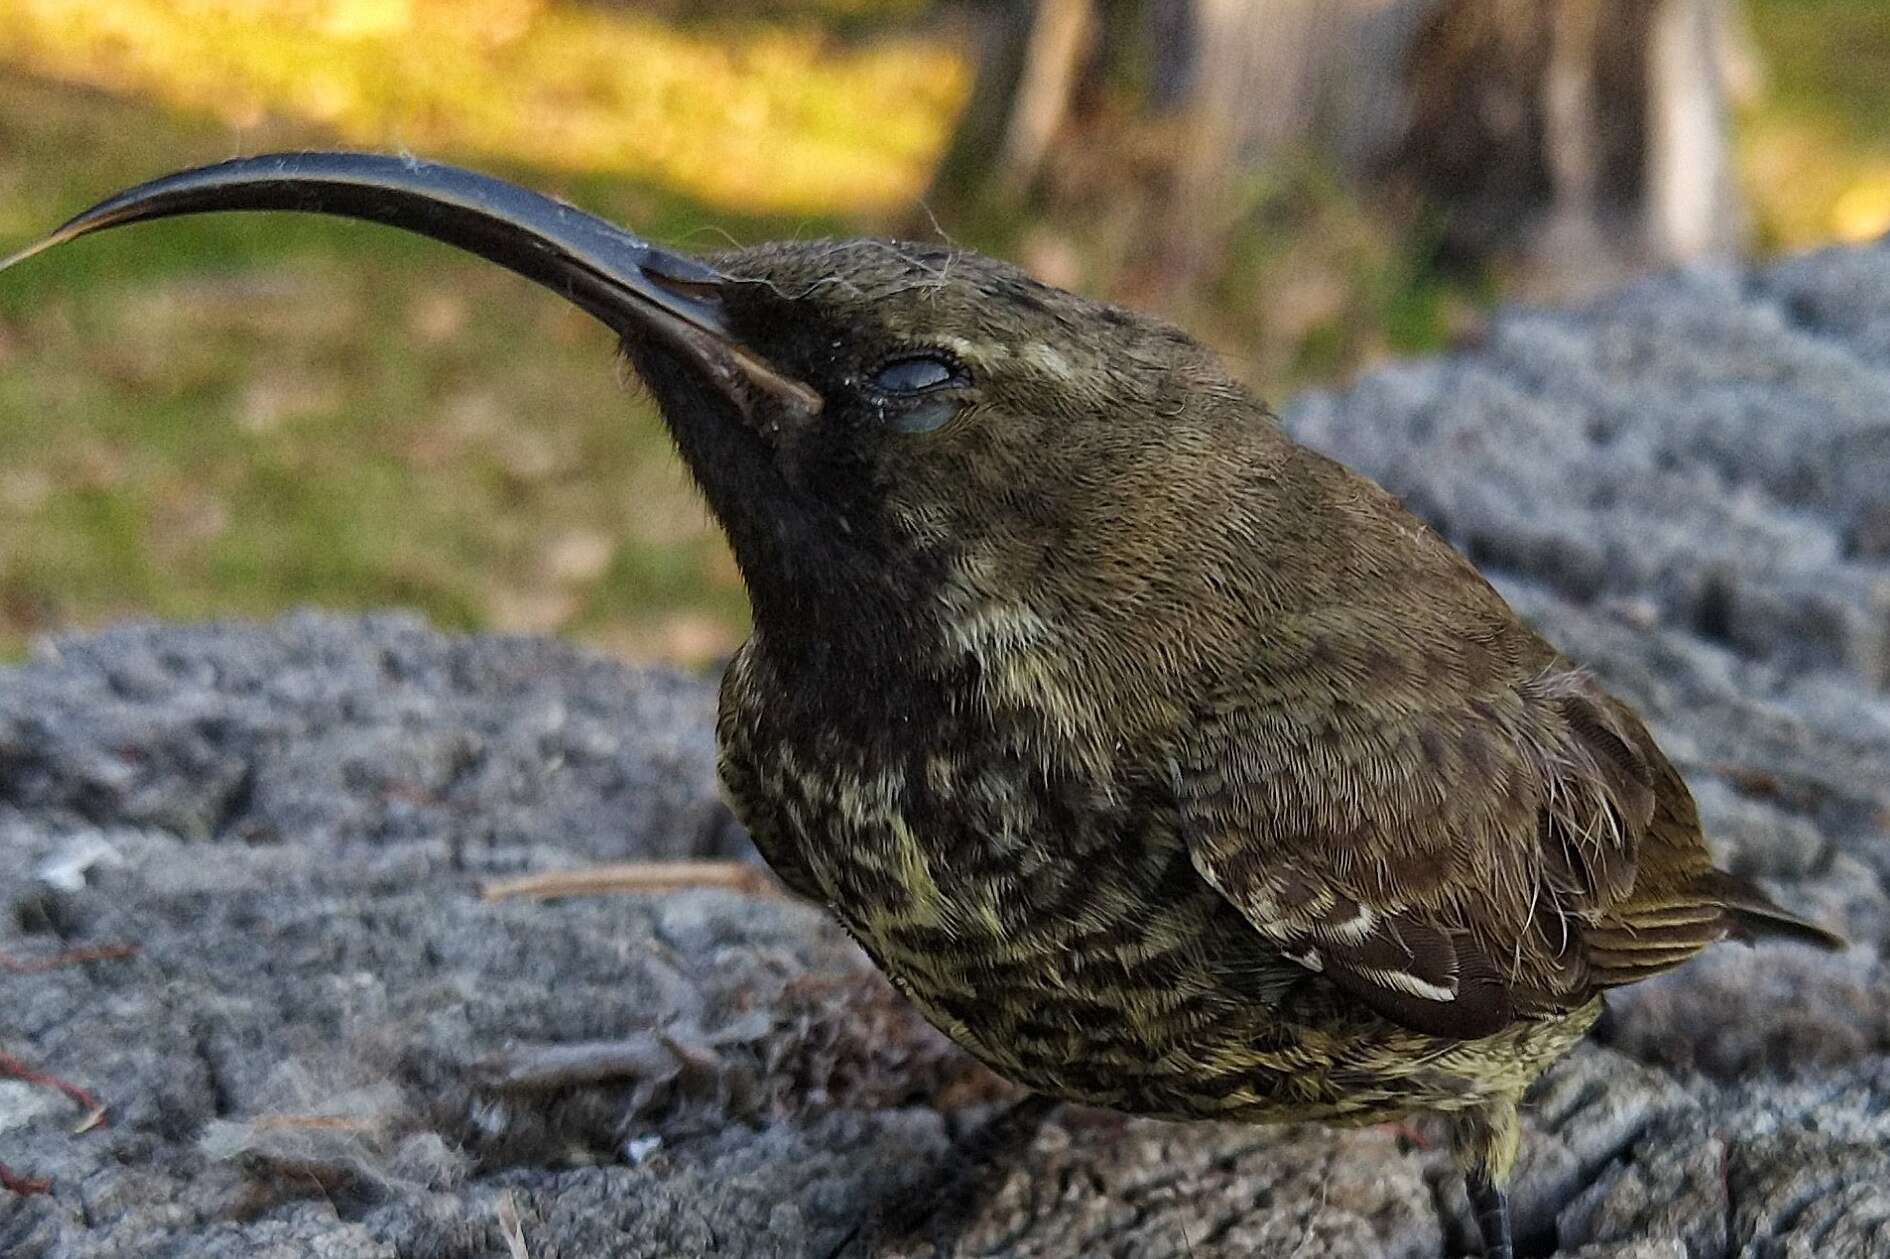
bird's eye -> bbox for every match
[870,353,963,396]
[867,351,969,435]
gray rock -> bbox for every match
[5,244,1889,1257]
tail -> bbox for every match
[1697,870,1846,952]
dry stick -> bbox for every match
[0,943,139,974]
[0,943,134,1193]
[481,860,782,902]
[0,1051,109,1131]
[496,1190,533,1259]
[0,1050,113,1197]
[0,1164,50,1196]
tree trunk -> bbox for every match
[997,0,1096,190]
[931,0,1746,296]
[1644,0,1744,262]
[927,0,1096,201]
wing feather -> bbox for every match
[1164,445,1838,1039]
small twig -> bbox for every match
[481,860,780,902]
[475,1038,671,1092]
[497,1189,532,1259]
[0,1050,112,1195]
[0,943,139,974]
[245,1114,384,1134]
[0,1164,50,1195]
[1288,1165,1333,1258]
[0,1051,107,1123]
[0,943,133,1194]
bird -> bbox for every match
[1,153,1843,1258]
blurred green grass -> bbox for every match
[1742,0,1890,246]
[1,1,1887,665]
[0,70,797,664]
[0,0,963,664]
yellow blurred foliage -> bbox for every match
[1831,172,1890,244]
[1740,114,1859,250]
[0,0,966,213]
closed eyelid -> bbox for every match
[870,352,966,394]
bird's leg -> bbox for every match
[836,1093,1059,1258]
[1466,1167,1514,1259]
[1449,1098,1521,1259]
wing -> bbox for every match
[1170,453,1696,1040]
[1180,646,1664,1038]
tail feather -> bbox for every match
[1582,869,1843,990]
[1697,870,1846,952]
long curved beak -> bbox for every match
[0,151,819,418]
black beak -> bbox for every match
[0,151,820,419]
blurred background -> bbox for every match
[0,0,1885,666]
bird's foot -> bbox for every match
[481,859,782,902]
[1466,1167,1514,1259]
[833,1094,1058,1259]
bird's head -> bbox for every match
[2,154,1260,688]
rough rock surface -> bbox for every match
[4,244,1890,1258]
